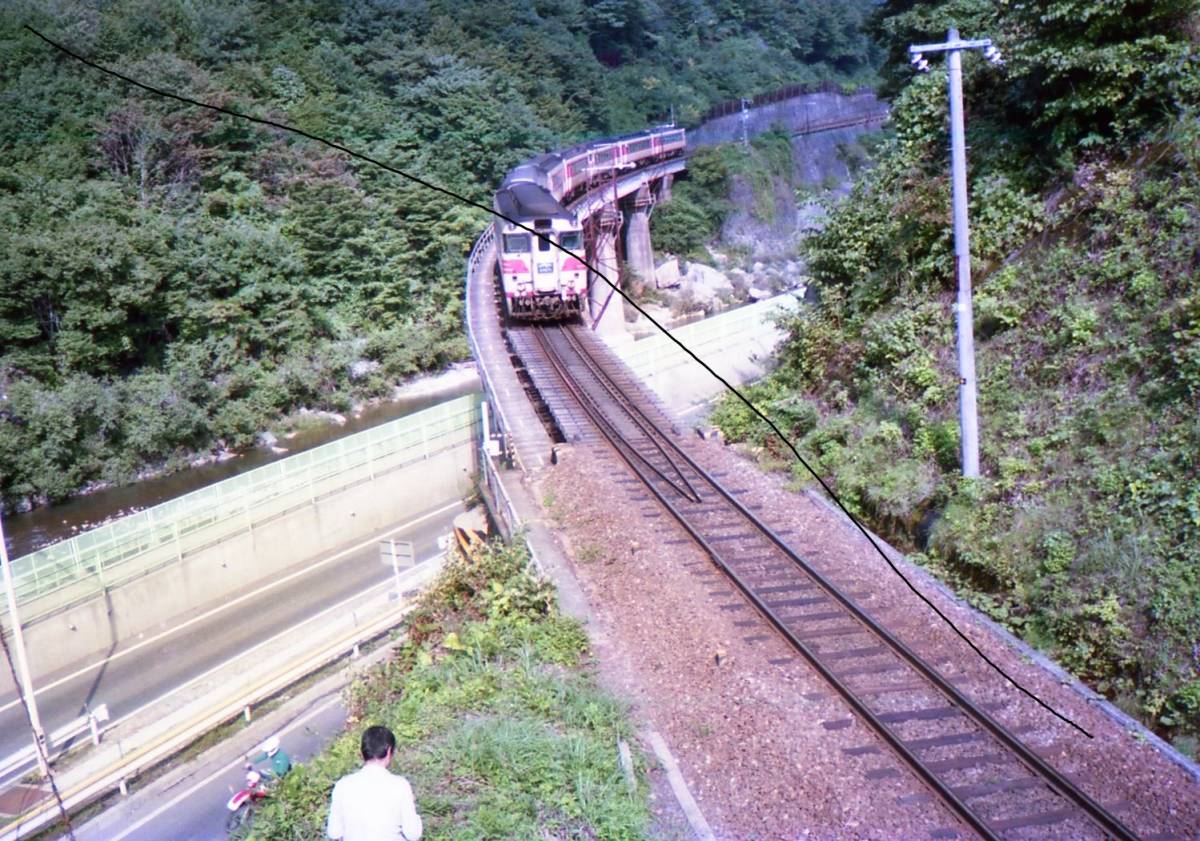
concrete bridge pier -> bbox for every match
[588,206,625,335]
[624,184,655,297]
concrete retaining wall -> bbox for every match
[2,437,476,694]
[689,90,888,150]
[608,295,799,418]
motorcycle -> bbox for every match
[225,736,291,832]
[224,768,268,831]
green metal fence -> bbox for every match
[6,394,481,620]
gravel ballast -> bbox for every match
[535,437,1200,841]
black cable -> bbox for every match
[24,24,1092,738]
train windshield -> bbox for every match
[502,233,531,252]
[559,232,583,251]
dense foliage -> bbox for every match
[0,0,879,510]
[712,0,1200,748]
[244,537,652,840]
[652,128,797,258]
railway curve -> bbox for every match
[519,322,1141,841]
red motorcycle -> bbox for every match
[225,767,269,832]
[225,736,290,832]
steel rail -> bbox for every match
[552,326,701,502]
[550,326,1141,841]
[529,328,695,503]
[530,327,699,503]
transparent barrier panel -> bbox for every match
[5,394,481,614]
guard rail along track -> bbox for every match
[526,321,1140,841]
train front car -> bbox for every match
[494,159,586,321]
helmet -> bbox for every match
[245,770,262,787]
[259,736,280,757]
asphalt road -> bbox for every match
[0,501,462,778]
[74,690,348,840]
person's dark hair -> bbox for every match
[361,725,396,761]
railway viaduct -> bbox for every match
[579,86,889,336]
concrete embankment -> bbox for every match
[4,364,482,559]
[1,395,481,695]
[606,294,799,420]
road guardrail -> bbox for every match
[0,560,441,841]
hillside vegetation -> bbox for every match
[712,0,1200,749]
[0,0,879,511]
[651,128,799,260]
[244,538,654,840]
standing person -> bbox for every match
[327,725,423,841]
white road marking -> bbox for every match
[101,693,342,841]
[102,573,394,735]
[0,500,459,717]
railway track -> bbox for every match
[523,320,1140,841]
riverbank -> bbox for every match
[3,364,481,559]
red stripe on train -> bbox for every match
[562,258,586,271]
[501,259,529,274]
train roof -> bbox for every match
[571,124,685,151]
[504,153,562,184]
[494,181,571,221]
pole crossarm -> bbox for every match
[909,37,992,54]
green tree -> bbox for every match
[1007,0,1196,151]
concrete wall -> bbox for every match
[688,90,888,149]
[607,294,799,419]
[1,440,476,693]
[686,91,888,260]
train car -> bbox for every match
[559,143,592,203]
[615,132,654,169]
[494,126,685,322]
[652,126,687,160]
[493,167,587,321]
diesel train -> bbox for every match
[493,125,686,320]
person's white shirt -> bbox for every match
[327,760,422,841]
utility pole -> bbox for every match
[909,29,1003,478]
[0,514,49,777]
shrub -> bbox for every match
[244,538,651,840]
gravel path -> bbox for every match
[536,437,1200,841]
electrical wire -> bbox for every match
[24,24,1092,739]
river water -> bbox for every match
[4,369,481,560]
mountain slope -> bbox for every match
[712,0,1200,750]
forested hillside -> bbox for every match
[0,0,879,510]
[713,0,1200,749]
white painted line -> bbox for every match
[645,729,715,841]
[0,500,460,717]
[101,563,412,736]
[102,693,342,841]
